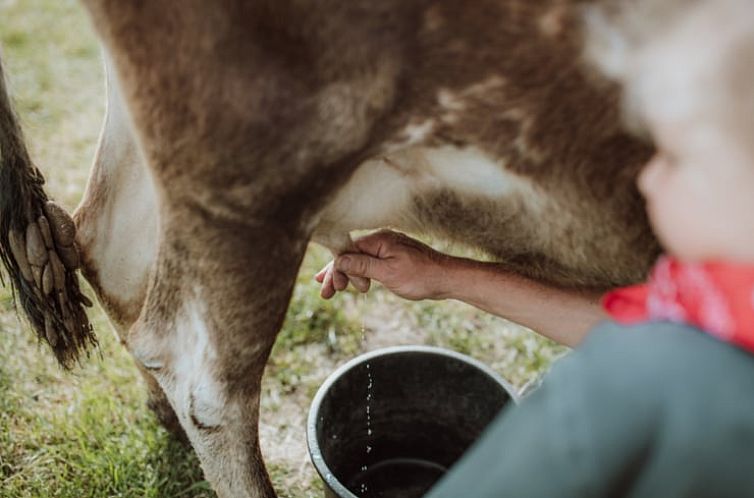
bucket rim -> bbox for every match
[305,344,518,498]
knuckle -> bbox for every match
[355,258,368,274]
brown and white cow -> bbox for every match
[1,1,660,496]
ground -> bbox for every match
[0,1,564,496]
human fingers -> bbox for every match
[314,264,328,283]
[335,253,387,280]
[349,275,371,293]
[333,268,349,291]
[315,260,371,293]
[320,264,337,299]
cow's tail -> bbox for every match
[0,54,96,368]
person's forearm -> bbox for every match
[435,257,607,347]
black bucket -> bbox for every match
[307,345,517,498]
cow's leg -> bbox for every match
[77,70,298,488]
[77,2,408,496]
[125,214,310,497]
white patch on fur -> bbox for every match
[172,292,226,429]
[129,289,226,431]
[137,357,165,371]
[313,145,543,252]
[402,120,436,145]
[437,89,466,112]
[418,146,530,198]
[436,90,466,125]
[461,76,506,96]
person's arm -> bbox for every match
[435,257,605,347]
[315,230,606,347]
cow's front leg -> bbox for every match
[127,215,309,498]
[79,2,407,494]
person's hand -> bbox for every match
[314,230,453,301]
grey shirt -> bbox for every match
[426,322,754,498]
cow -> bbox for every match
[0,1,660,496]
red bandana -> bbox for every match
[602,257,754,353]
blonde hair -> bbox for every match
[584,0,754,136]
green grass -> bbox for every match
[0,1,564,497]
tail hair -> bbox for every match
[0,53,97,368]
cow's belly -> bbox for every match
[313,145,654,288]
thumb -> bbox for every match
[335,254,386,280]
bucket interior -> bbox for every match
[312,349,512,498]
